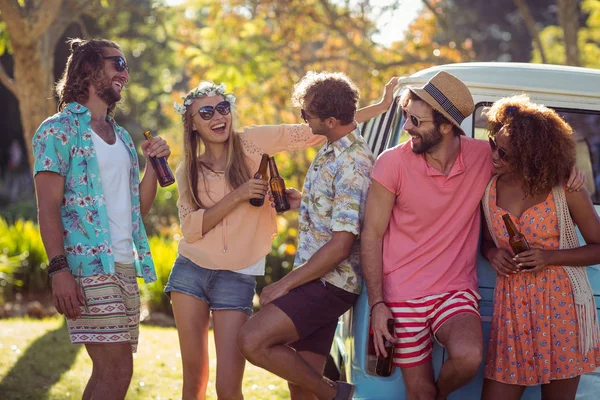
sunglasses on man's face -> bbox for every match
[103,56,129,72]
[488,137,509,161]
[402,108,434,128]
[192,101,231,120]
[302,109,324,123]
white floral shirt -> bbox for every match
[294,127,374,294]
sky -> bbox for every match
[365,0,423,46]
[165,0,424,47]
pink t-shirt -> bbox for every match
[371,136,492,301]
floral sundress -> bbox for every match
[484,176,600,385]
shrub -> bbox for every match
[0,217,48,303]
[139,235,178,315]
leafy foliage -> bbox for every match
[532,0,600,68]
[138,235,178,315]
[0,218,48,303]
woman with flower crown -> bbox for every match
[164,77,398,399]
[480,95,600,400]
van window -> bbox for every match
[473,104,600,204]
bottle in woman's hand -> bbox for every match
[250,154,269,207]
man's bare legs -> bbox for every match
[435,313,483,400]
[288,351,327,400]
[238,304,337,400]
[83,342,133,400]
[401,360,438,400]
[399,313,482,400]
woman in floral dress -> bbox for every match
[480,95,600,400]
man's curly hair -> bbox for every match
[56,38,122,114]
[291,71,359,125]
[484,94,575,196]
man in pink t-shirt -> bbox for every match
[361,72,585,400]
[362,71,490,400]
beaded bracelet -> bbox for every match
[48,268,70,279]
[48,254,69,275]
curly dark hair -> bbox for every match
[56,38,122,114]
[400,89,462,136]
[484,94,576,196]
[291,71,359,125]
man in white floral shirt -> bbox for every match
[32,38,170,399]
[240,72,395,400]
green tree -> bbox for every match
[0,0,104,169]
[533,0,599,68]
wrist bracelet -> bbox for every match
[369,300,386,316]
[49,268,70,279]
[48,255,69,275]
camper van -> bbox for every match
[325,62,600,399]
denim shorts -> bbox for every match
[164,255,256,316]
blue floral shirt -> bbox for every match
[32,102,156,283]
[294,127,375,294]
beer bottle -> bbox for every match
[502,213,531,263]
[143,131,175,187]
[250,154,269,207]
[268,156,290,212]
[375,318,395,377]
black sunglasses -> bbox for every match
[488,137,509,160]
[402,108,434,128]
[103,56,129,72]
[192,101,231,120]
[301,109,320,123]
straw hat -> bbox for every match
[409,71,474,135]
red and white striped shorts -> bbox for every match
[388,289,480,368]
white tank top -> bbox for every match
[91,130,134,263]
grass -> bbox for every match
[0,317,289,399]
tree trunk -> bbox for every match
[514,0,547,63]
[12,36,57,171]
[0,0,99,170]
[557,0,581,66]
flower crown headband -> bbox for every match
[173,82,236,118]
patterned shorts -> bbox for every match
[388,289,481,368]
[67,262,140,353]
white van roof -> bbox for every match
[400,62,600,99]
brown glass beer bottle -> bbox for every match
[268,156,290,212]
[143,131,175,187]
[502,213,531,266]
[250,154,269,207]
[375,318,395,377]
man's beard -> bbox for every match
[409,126,443,154]
[95,77,121,106]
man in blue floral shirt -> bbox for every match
[32,38,170,399]
[240,72,396,400]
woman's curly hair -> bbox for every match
[56,38,121,114]
[291,71,359,125]
[484,94,576,196]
